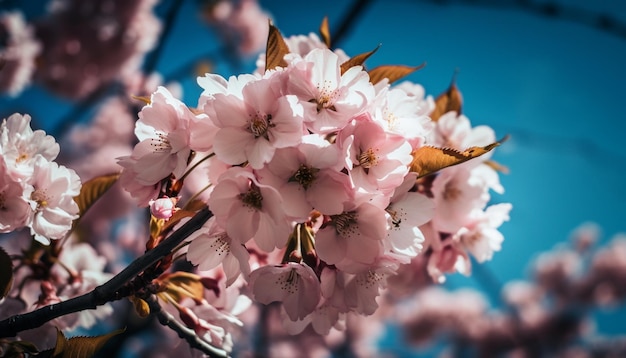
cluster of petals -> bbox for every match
[118,31,511,334]
[0,113,81,244]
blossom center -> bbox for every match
[289,164,320,190]
[356,270,384,289]
[313,80,338,113]
[249,112,273,138]
[239,186,263,210]
[331,211,358,237]
[210,234,231,257]
[31,189,50,209]
[357,147,379,171]
[442,181,461,201]
[16,153,29,163]
[384,108,398,129]
[150,131,172,153]
[276,269,299,294]
[386,207,403,229]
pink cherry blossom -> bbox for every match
[393,81,435,116]
[427,237,471,283]
[26,156,81,245]
[257,134,353,220]
[315,202,387,268]
[117,156,161,207]
[430,111,496,154]
[120,86,196,186]
[339,113,413,197]
[384,176,435,261]
[369,86,433,148]
[457,203,512,262]
[0,113,60,180]
[208,167,290,251]
[210,74,305,169]
[286,48,374,134]
[0,159,30,232]
[430,165,491,234]
[249,262,321,321]
[345,269,387,315]
[187,217,251,287]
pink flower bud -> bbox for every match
[149,197,177,220]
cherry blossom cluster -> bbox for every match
[118,30,511,337]
[0,113,81,245]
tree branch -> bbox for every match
[0,207,212,338]
[144,294,229,358]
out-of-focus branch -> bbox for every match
[0,207,212,338]
[143,294,228,358]
[420,0,626,41]
[331,0,374,46]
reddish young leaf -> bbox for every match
[431,79,463,122]
[368,63,426,85]
[265,21,290,71]
[410,136,509,178]
[51,327,124,358]
[73,173,120,219]
[339,45,380,74]
[319,16,331,48]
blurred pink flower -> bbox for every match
[249,262,321,321]
[0,11,40,96]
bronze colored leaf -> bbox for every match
[0,246,13,298]
[431,79,463,122]
[319,16,331,48]
[368,63,426,85]
[159,271,205,305]
[73,173,120,219]
[129,296,150,318]
[484,159,510,174]
[339,45,380,74]
[265,20,290,72]
[131,95,151,105]
[52,327,124,358]
[410,136,509,178]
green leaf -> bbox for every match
[409,136,509,178]
[368,63,425,85]
[339,45,380,74]
[73,173,120,219]
[265,21,290,72]
[0,246,13,299]
[52,327,124,358]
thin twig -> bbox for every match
[0,207,212,338]
[143,294,229,358]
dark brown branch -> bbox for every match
[144,294,229,358]
[0,207,212,338]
